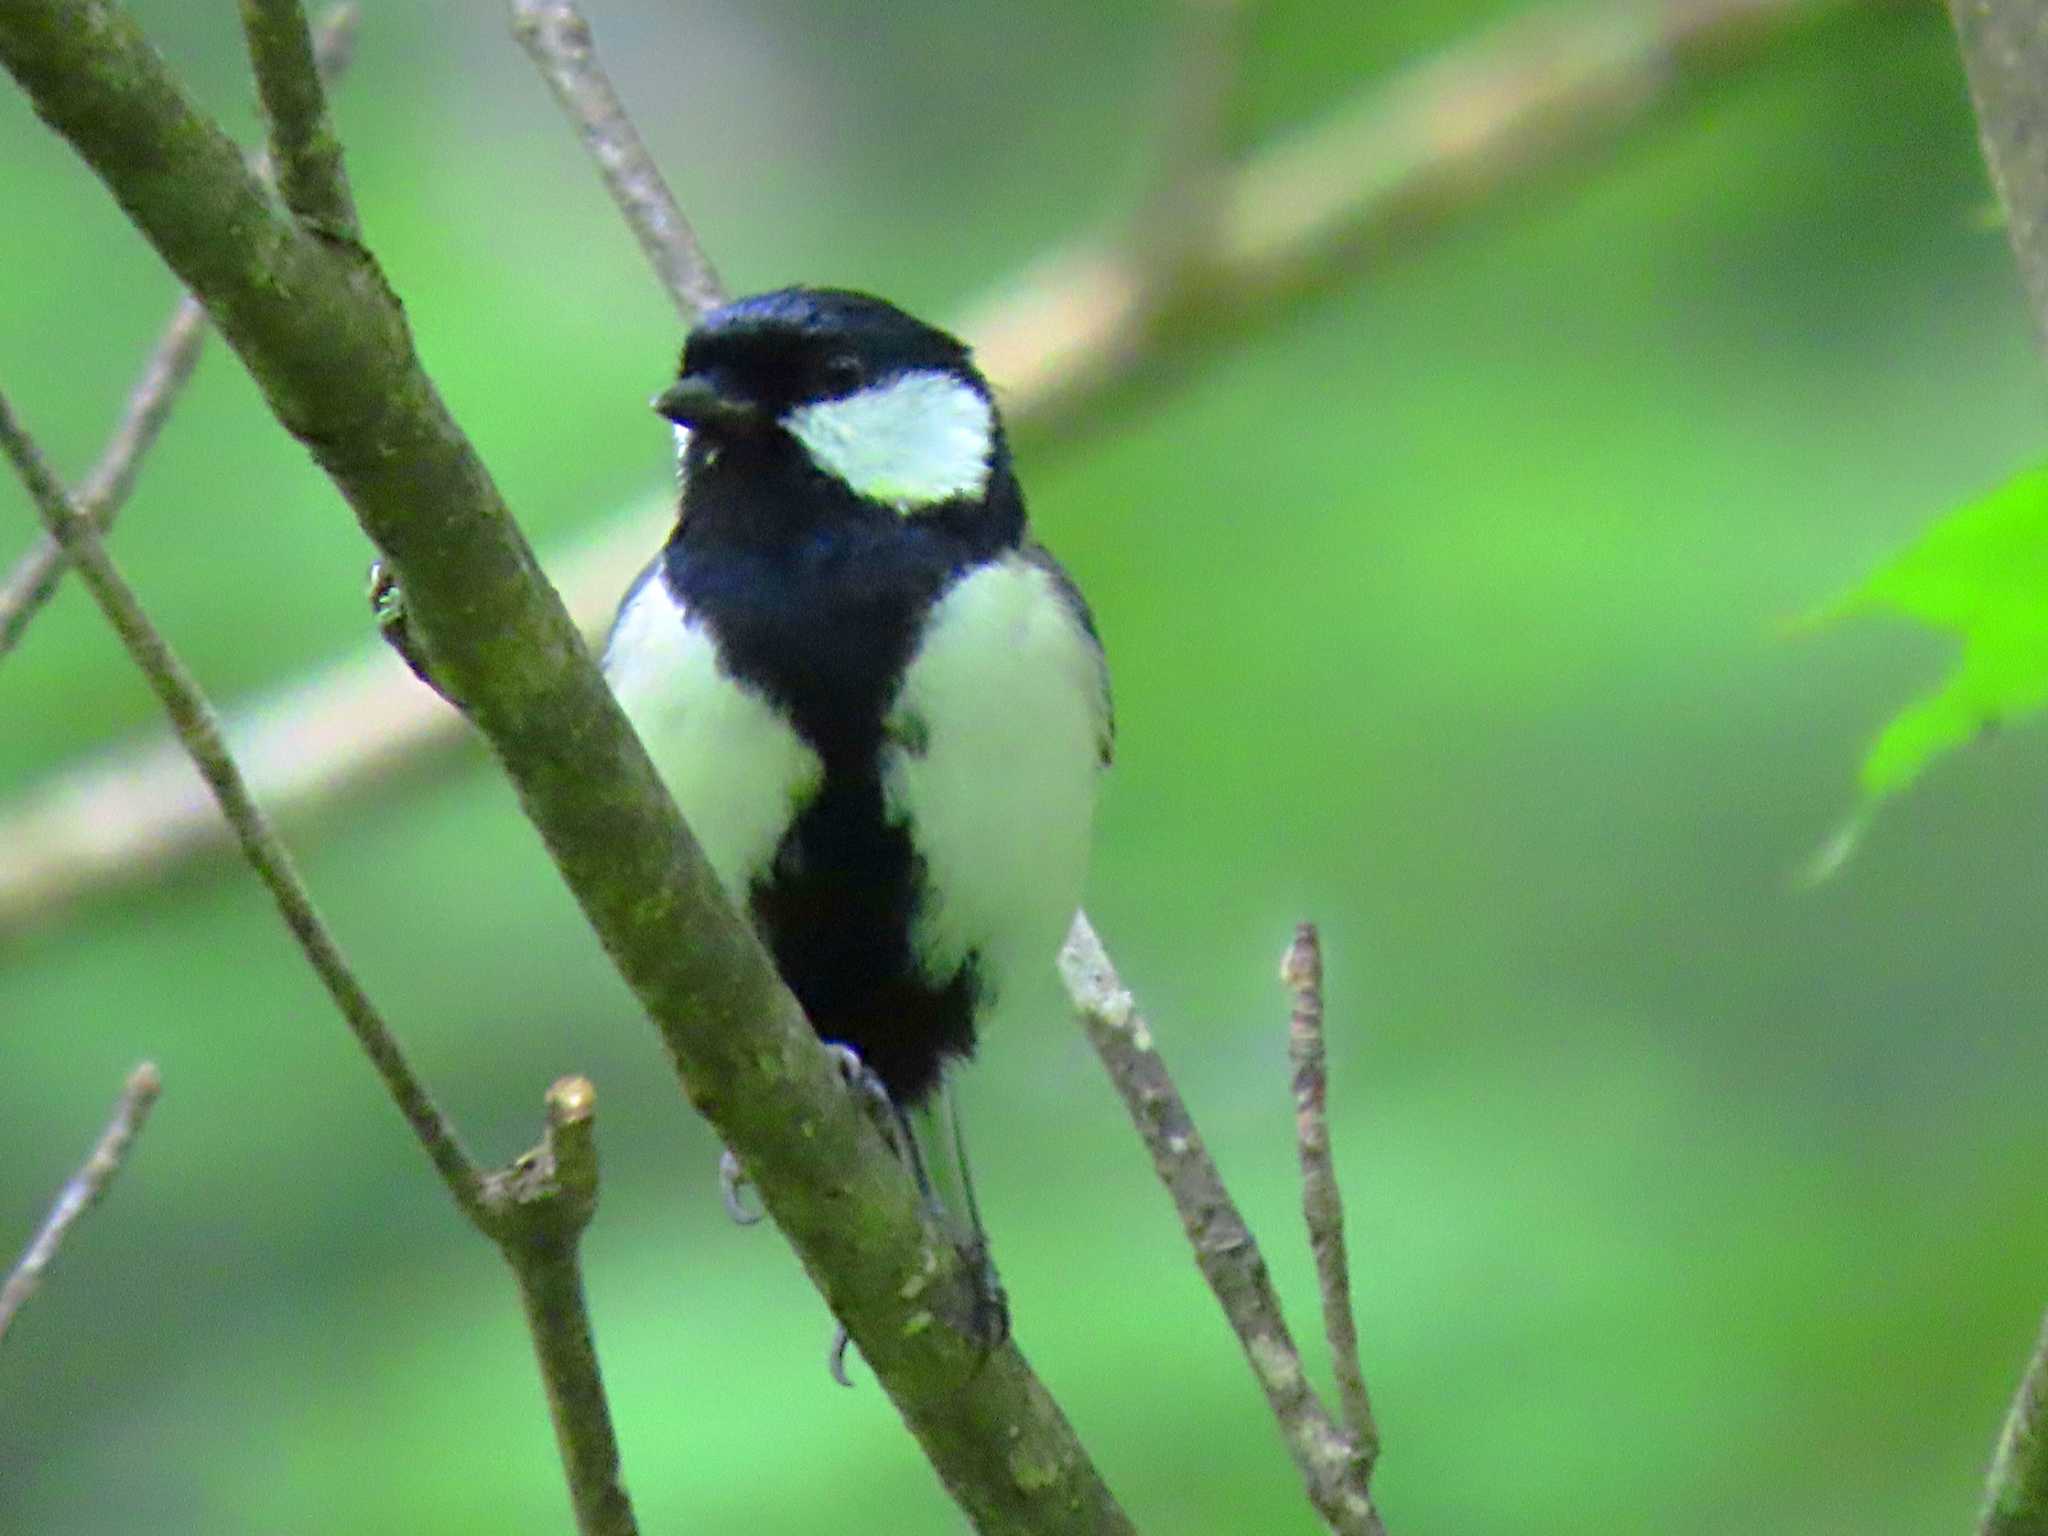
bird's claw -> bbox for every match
[828,1324,856,1388]
[368,560,455,705]
[718,1146,762,1226]
[961,1233,1011,1357]
[825,1041,897,1126]
[820,1238,1006,1392]
[815,1044,1010,1385]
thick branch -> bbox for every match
[0,10,1129,1530]
[238,0,358,237]
[0,385,488,1226]
[1946,0,2048,357]
[511,0,727,325]
[1282,924,1378,1471]
[483,1077,639,1536]
[1061,916,1381,1536]
[0,1063,162,1345]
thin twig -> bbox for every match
[1282,923,1378,1473]
[0,0,1845,936]
[511,0,728,325]
[483,1077,640,1536]
[0,297,204,660]
[0,387,486,1226]
[0,1063,162,1346]
[1060,914,1382,1536]
[0,5,358,662]
[238,0,359,238]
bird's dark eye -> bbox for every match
[820,354,865,394]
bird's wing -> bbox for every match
[1020,540,1113,768]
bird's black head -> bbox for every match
[655,288,1016,532]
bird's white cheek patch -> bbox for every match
[784,370,994,511]
[604,570,821,898]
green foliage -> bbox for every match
[1825,463,2048,802]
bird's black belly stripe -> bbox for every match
[749,771,980,1106]
[663,448,1020,1103]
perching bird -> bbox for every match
[602,287,1112,1336]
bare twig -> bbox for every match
[238,0,358,238]
[0,1063,162,1346]
[1282,923,1378,1473]
[0,296,204,660]
[0,386,487,1226]
[0,0,1844,935]
[482,1076,640,1536]
[1060,914,1382,1536]
[0,5,358,661]
[511,0,728,325]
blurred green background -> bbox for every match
[4,1,2046,1531]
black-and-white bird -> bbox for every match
[602,287,1111,1327]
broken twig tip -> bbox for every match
[546,1074,597,1128]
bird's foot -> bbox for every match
[717,1146,762,1225]
[368,561,457,706]
[816,1043,1009,1385]
[960,1231,1011,1357]
[828,1324,857,1388]
[824,1039,912,1142]
[824,1234,1008,1389]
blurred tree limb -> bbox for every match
[1941,8,2048,1533]
[0,4,1131,1533]
[0,1062,161,1346]
[0,0,1852,936]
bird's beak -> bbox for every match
[651,372,766,435]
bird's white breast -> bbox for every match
[603,566,822,899]
[883,554,1107,1004]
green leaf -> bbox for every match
[1824,462,2048,803]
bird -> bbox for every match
[601,286,1112,1345]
